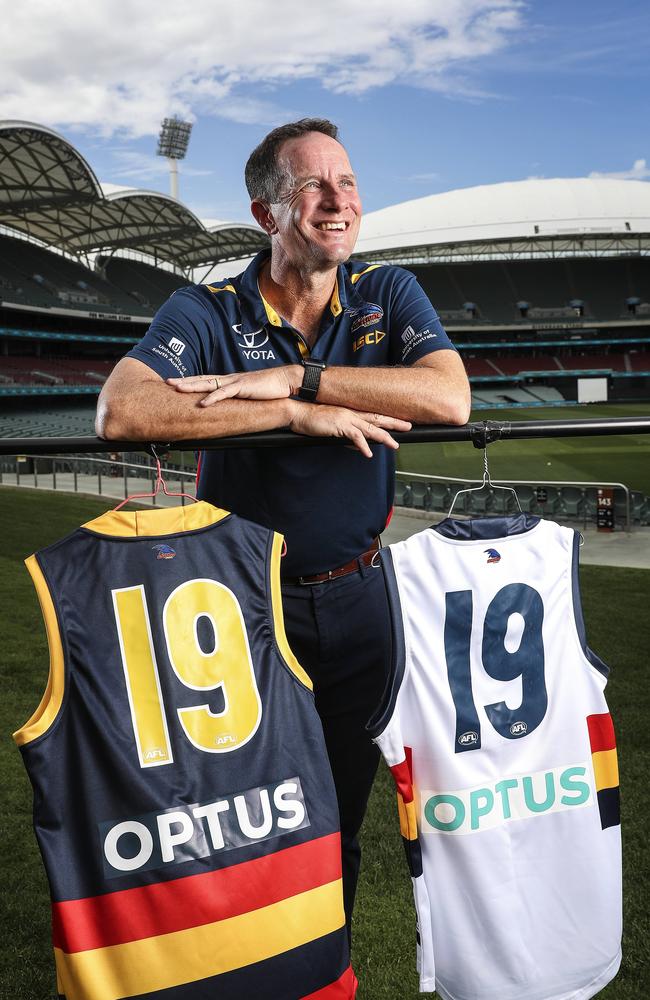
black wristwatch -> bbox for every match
[298,359,327,401]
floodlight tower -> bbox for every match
[156,117,193,200]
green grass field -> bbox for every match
[1,486,649,999]
[398,403,650,497]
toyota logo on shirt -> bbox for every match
[232,324,269,349]
[232,325,275,361]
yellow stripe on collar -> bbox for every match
[350,264,382,285]
[81,502,230,538]
[330,277,342,316]
[259,285,283,327]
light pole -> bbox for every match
[156,117,193,200]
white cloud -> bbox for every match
[406,172,441,182]
[589,159,650,181]
[1,0,525,136]
[109,149,213,182]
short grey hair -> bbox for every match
[245,119,340,202]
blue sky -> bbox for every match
[3,0,649,224]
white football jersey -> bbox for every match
[370,515,621,1000]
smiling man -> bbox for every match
[97,118,470,938]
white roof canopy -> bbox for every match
[356,177,650,262]
[0,121,269,268]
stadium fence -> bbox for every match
[1,417,650,532]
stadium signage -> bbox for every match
[597,488,615,532]
[100,776,309,877]
[88,312,140,322]
[422,763,592,835]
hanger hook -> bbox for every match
[149,442,172,460]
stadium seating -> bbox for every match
[409,257,650,325]
[494,355,562,374]
[393,478,650,529]
[561,486,586,519]
[557,353,626,372]
[0,236,153,316]
[97,256,187,312]
[627,351,650,372]
[470,388,559,406]
[524,387,566,402]
[0,405,97,438]
[0,356,115,387]
[8,453,637,531]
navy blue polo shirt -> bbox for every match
[127,251,455,575]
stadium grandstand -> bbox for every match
[0,120,269,434]
[1,121,649,431]
[356,176,650,409]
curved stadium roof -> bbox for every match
[0,120,269,269]
[356,177,650,263]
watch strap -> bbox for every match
[298,360,326,401]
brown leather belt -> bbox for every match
[283,538,381,586]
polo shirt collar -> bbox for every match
[236,250,351,334]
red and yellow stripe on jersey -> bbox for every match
[53,833,355,999]
[587,712,620,830]
[388,747,423,878]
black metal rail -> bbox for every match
[0,416,649,455]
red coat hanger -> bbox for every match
[113,444,198,511]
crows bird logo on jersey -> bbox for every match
[152,544,176,560]
[484,548,501,564]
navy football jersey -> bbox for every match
[15,502,356,1000]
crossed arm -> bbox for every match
[96,351,470,458]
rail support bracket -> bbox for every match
[469,420,511,450]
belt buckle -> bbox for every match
[297,567,334,586]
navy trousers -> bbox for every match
[281,559,392,941]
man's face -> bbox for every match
[263,132,362,271]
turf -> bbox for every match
[398,403,650,496]
[1,487,648,999]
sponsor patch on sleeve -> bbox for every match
[400,324,438,362]
[150,340,189,376]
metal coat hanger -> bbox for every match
[448,422,522,518]
[113,444,198,511]
[111,445,289,554]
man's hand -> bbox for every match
[288,400,411,459]
[167,366,302,404]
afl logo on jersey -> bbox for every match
[152,544,176,560]
[484,548,501,564]
[458,731,479,747]
[510,721,528,737]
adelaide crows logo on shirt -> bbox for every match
[152,544,176,560]
[485,548,501,564]
[347,302,384,333]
